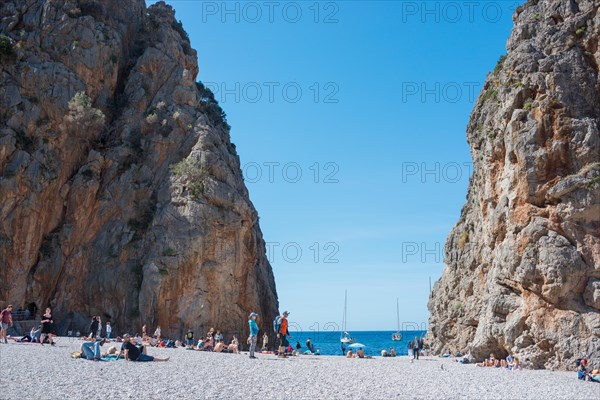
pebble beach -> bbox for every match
[1,338,598,400]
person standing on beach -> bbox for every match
[40,307,55,345]
[248,312,259,359]
[97,316,102,338]
[89,316,98,339]
[306,338,315,353]
[106,321,112,339]
[154,326,161,341]
[412,336,420,360]
[277,311,290,358]
[0,305,13,344]
[261,332,268,351]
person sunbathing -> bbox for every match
[477,353,497,367]
[501,353,513,368]
[356,348,365,358]
[201,336,214,351]
[487,353,499,367]
[228,337,240,354]
[118,334,169,362]
[214,341,226,353]
[346,349,354,358]
[513,357,522,370]
[81,338,106,361]
[504,353,516,369]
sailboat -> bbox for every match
[391,298,402,341]
[340,290,355,345]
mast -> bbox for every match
[396,297,400,333]
[344,290,347,331]
[340,290,347,338]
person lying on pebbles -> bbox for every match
[117,334,169,362]
[80,338,106,361]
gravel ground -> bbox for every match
[0,338,598,400]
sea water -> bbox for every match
[288,330,427,357]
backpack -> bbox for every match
[273,316,282,333]
[576,358,582,367]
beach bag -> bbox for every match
[273,316,282,333]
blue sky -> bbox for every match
[151,0,518,331]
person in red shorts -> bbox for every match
[0,305,13,344]
[277,311,290,358]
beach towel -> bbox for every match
[100,355,123,361]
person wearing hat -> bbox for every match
[248,312,259,359]
[277,311,290,358]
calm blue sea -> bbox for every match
[289,331,427,357]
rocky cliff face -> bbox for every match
[428,0,599,370]
[0,0,279,338]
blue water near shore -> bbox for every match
[288,331,427,357]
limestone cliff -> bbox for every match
[0,0,279,339]
[428,0,599,370]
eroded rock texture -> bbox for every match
[0,0,278,338]
[428,0,599,370]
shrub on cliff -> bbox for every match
[0,34,14,56]
[195,82,230,131]
[67,91,105,126]
[170,157,207,200]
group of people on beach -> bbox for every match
[2,305,56,345]
[184,326,241,353]
[74,310,296,362]
[79,334,170,362]
[476,352,522,370]
[577,356,600,382]
[4,301,598,382]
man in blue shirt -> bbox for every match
[248,312,259,359]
